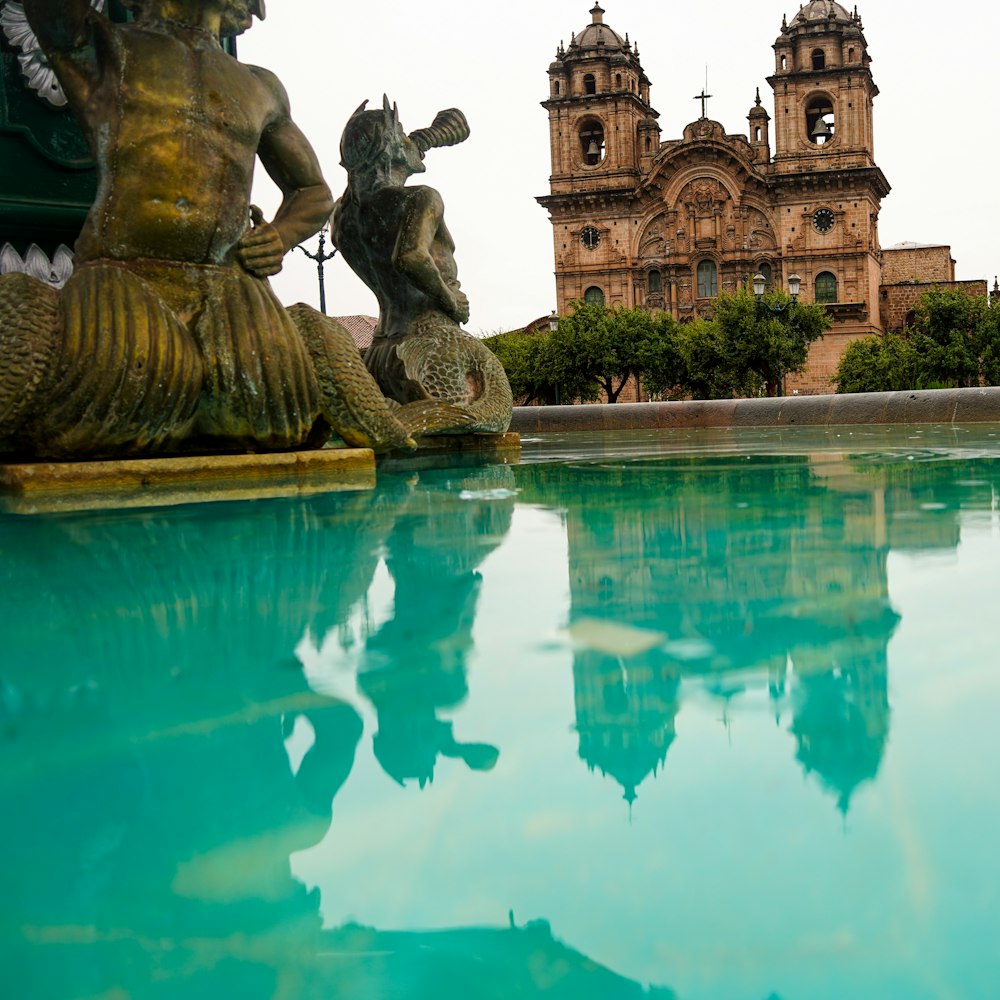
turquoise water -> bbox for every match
[2,425,1000,999]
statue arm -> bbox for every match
[239,68,333,278]
[392,187,469,324]
[23,0,94,51]
[23,0,107,105]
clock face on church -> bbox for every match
[812,208,836,234]
[580,226,601,250]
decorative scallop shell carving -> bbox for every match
[0,243,75,288]
[0,0,104,108]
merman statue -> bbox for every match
[0,0,465,457]
[332,98,513,434]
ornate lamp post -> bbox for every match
[753,271,801,308]
[548,310,562,404]
[294,226,338,315]
[752,271,801,396]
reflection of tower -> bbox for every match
[786,462,898,813]
[517,454,903,817]
[573,651,680,804]
[790,641,890,815]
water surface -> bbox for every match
[3,425,999,999]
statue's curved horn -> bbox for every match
[409,109,471,154]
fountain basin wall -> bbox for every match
[510,386,1000,434]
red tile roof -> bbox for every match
[334,315,377,351]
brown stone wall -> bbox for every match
[881,245,954,284]
[787,331,873,395]
[879,280,988,333]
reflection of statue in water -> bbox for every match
[332,98,514,435]
[357,465,515,785]
[0,0,445,457]
[0,494,374,995]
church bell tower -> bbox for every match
[539,4,657,308]
[767,1,889,327]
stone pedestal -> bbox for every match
[0,448,376,514]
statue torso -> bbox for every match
[62,22,279,265]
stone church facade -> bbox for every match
[537,2,978,395]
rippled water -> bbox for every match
[3,425,999,999]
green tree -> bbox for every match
[707,288,830,397]
[546,301,678,403]
[634,311,687,400]
[833,332,921,393]
[481,330,557,405]
[907,289,997,388]
[833,289,1000,393]
[672,319,747,400]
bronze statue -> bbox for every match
[333,99,513,435]
[0,0,452,457]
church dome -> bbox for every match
[571,4,628,51]
[789,1,853,28]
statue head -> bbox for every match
[120,0,265,35]
[340,97,426,179]
[221,0,266,36]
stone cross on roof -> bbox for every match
[693,87,712,120]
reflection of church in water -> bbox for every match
[515,453,975,814]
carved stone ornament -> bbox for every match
[0,1,105,108]
[0,243,74,288]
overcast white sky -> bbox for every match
[241,1,1000,336]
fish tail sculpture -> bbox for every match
[289,304,476,450]
[0,273,60,446]
[394,319,514,435]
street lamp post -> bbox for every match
[294,226,338,315]
[752,272,801,396]
[548,310,561,405]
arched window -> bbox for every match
[806,96,835,144]
[583,73,597,95]
[780,54,788,71]
[579,120,606,166]
[584,286,605,306]
[812,48,826,71]
[754,126,762,141]
[847,47,856,63]
[615,73,622,89]
[647,269,662,294]
[757,262,773,287]
[697,260,718,298]
[554,81,561,96]
[815,271,838,303]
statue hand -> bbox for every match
[451,289,470,325]
[238,217,286,277]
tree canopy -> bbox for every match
[833,289,1000,393]
[705,288,830,397]
[481,329,558,406]
[485,291,829,403]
